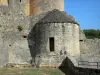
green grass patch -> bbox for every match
[0,68,65,75]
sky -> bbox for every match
[64,0,100,29]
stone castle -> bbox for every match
[0,0,100,69]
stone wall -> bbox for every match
[0,0,80,68]
[79,31,100,69]
[80,39,100,56]
[29,23,80,67]
[79,29,86,40]
[0,7,32,66]
[0,32,8,67]
[80,30,100,56]
[0,4,51,66]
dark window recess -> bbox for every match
[23,35,27,38]
[49,37,55,52]
[9,45,11,46]
[80,40,84,42]
[20,0,21,2]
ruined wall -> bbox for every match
[79,32,100,69]
[79,29,86,40]
[80,30,100,56]
[80,39,100,56]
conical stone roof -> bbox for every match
[39,9,79,25]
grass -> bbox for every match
[0,68,65,75]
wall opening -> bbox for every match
[20,0,21,2]
[80,40,84,42]
[9,45,11,46]
[49,37,55,52]
[23,35,27,38]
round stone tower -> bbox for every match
[25,0,64,16]
[32,9,80,67]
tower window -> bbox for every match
[49,37,55,52]
[20,0,21,2]
[23,35,27,38]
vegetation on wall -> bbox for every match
[83,29,100,39]
[17,26,23,32]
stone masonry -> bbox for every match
[0,0,100,69]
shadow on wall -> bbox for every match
[27,25,37,66]
[59,57,78,75]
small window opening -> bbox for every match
[9,45,11,46]
[23,35,27,38]
[80,40,84,42]
[49,37,55,52]
[20,0,21,2]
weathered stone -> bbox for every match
[0,0,100,70]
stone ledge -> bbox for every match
[5,63,33,68]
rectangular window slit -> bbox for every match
[80,40,84,42]
[49,37,55,52]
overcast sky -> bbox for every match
[65,0,100,29]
